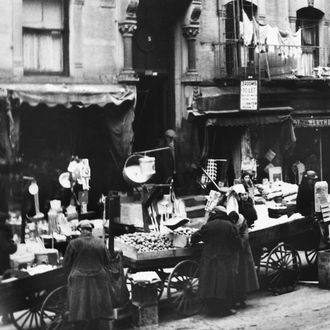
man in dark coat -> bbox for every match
[0,214,17,275]
[296,170,318,217]
[191,207,241,316]
[0,213,17,325]
[63,220,113,330]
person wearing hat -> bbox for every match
[63,220,113,330]
[190,204,241,316]
[0,213,17,325]
[154,129,177,187]
[296,170,318,217]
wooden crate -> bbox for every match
[114,238,198,261]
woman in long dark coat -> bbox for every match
[228,211,259,308]
[63,220,113,330]
[191,207,241,316]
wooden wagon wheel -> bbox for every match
[305,248,318,266]
[265,243,301,294]
[10,290,48,330]
[39,285,73,330]
[167,260,202,316]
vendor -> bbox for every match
[296,170,318,217]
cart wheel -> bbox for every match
[167,260,201,316]
[265,243,301,294]
[40,286,72,330]
[305,248,318,266]
[10,290,48,330]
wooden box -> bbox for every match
[131,303,158,327]
[114,238,198,261]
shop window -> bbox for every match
[225,0,257,76]
[22,0,69,75]
[296,7,324,76]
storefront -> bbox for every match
[192,86,295,186]
[0,83,136,214]
[291,112,330,183]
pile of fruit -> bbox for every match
[117,227,198,253]
[118,232,173,252]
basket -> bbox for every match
[268,207,288,219]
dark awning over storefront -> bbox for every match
[192,86,293,126]
[0,83,136,108]
[190,107,293,127]
[205,111,292,127]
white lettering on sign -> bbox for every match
[293,118,330,127]
[240,80,258,110]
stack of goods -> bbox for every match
[254,181,298,218]
[116,227,198,253]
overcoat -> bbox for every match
[235,218,259,302]
[191,210,241,301]
[0,222,17,275]
[63,232,113,321]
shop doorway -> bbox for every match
[133,76,172,151]
[293,128,321,179]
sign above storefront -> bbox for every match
[240,79,258,111]
[293,118,330,127]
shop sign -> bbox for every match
[240,79,258,111]
[293,118,330,127]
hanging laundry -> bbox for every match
[240,9,254,46]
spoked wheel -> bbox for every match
[265,243,301,294]
[167,260,202,316]
[305,248,318,266]
[10,290,48,330]
[40,286,72,330]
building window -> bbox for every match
[22,0,69,75]
[296,7,324,75]
[225,0,257,76]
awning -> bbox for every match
[190,107,293,126]
[205,112,292,127]
[192,86,293,126]
[0,83,136,108]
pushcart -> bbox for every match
[37,214,328,327]
[249,215,327,294]
[0,267,65,330]
[119,215,327,315]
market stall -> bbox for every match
[0,266,65,330]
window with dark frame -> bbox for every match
[22,0,69,75]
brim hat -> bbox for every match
[304,170,318,180]
[77,219,94,230]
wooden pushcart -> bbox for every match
[249,215,327,294]
[119,215,327,315]
[0,267,65,330]
[36,214,328,327]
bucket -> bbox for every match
[318,249,330,289]
[139,156,156,176]
[122,154,153,186]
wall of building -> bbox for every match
[0,0,131,84]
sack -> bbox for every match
[106,250,130,308]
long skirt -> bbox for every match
[67,269,113,322]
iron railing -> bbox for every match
[214,42,330,80]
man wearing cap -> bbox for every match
[63,220,113,330]
[154,129,177,187]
